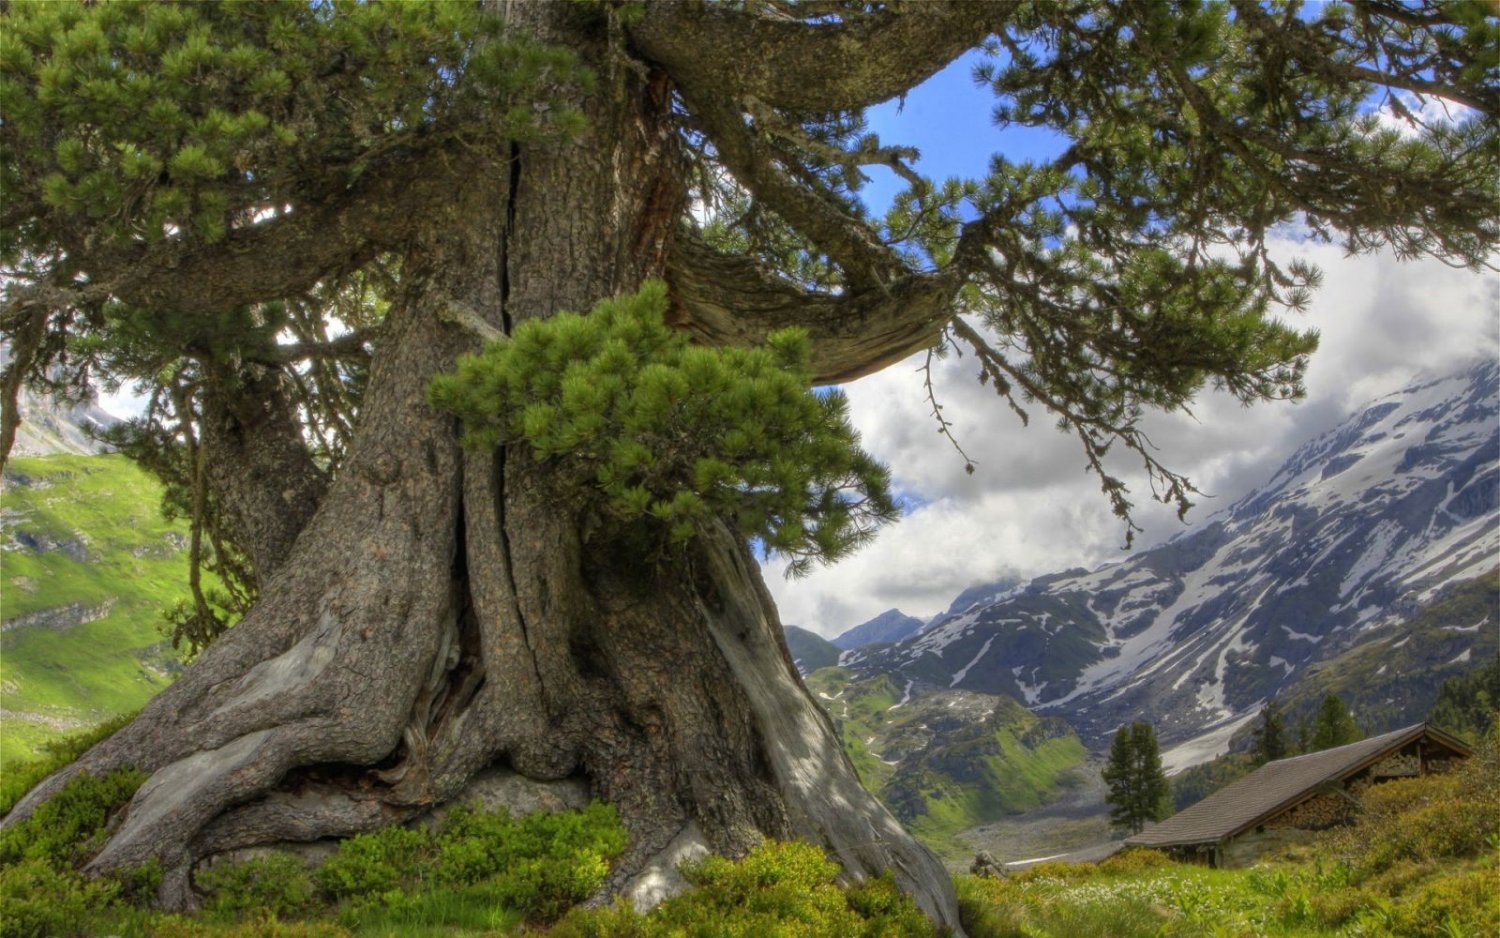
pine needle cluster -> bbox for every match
[0,0,586,252]
[430,282,898,575]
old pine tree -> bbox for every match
[2,1,1496,925]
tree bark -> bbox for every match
[2,3,963,930]
[199,367,328,586]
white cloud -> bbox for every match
[1370,90,1476,139]
[765,238,1499,638]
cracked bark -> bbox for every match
[199,368,328,586]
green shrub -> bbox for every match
[310,801,627,925]
[1096,848,1170,874]
[0,713,137,817]
[554,840,940,938]
[1388,866,1500,937]
[1301,885,1379,929]
[0,767,145,869]
[430,800,627,923]
[333,882,521,935]
[198,853,318,919]
[0,858,120,938]
[429,281,897,576]
[955,874,1029,938]
[313,825,430,899]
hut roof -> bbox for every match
[1126,722,1472,848]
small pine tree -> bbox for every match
[1309,694,1363,752]
[1293,715,1312,755]
[429,282,897,576]
[1103,721,1171,836]
[1251,701,1288,766]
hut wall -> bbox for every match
[1219,828,1317,868]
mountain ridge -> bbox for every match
[841,360,1499,750]
[831,608,928,651]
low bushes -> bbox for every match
[954,726,1500,938]
[553,840,939,938]
[0,712,137,818]
[0,765,154,938]
[200,801,629,930]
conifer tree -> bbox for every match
[1103,721,1171,836]
[1252,700,1289,765]
[1429,654,1500,742]
[1309,694,1364,752]
[2,0,1496,923]
[1294,714,1313,755]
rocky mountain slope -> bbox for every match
[0,343,120,458]
[842,361,1499,750]
[803,667,1087,859]
[831,608,928,651]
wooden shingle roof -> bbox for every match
[1126,722,1472,848]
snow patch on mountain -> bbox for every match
[844,360,1499,748]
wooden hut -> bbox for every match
[1125,722,1471,867]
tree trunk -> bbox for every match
[199,366,328,586]
[2,4,962,930]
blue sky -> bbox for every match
[858,50,1066,214]
[764,62,1500,639]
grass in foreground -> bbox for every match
[0,759,940,938]
[3,723,1495,937]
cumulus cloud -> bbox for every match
[765,239,1499,637]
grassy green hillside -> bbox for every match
[784,624,841,672]
[805,667,1088,859]
[1,454,188,764]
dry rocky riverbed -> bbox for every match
[957,756,1119,866]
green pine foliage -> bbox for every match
[1309,694,1363,753]
[1102,722,1170,836]
[0,0,586,253]
[430,281,898,575]
[1428,653,1500,742]
[1252,700,1289,766]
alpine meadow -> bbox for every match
[1,1,1496,930]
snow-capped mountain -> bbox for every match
[843,360,1499,748]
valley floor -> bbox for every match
[957,755,1116,867]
